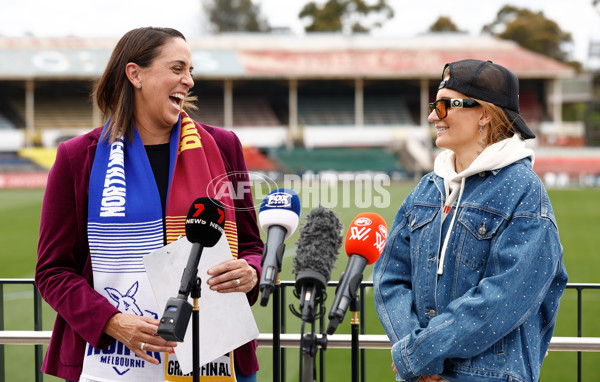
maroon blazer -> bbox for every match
[35,124,263,381]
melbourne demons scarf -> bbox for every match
[82,112,238,382]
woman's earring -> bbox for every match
[137,83,142,89]
[479,123,484,135]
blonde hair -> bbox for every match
[474,99,517,147]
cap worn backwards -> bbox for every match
[438,59,535,140]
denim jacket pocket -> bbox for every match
[456,207,505,270]
[407,205,438,232]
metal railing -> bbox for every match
[274,281,600,382]
[0,279,598,382]
[0,279,44,382]
[2,330,600,351]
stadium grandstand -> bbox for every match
[1,32,599,187]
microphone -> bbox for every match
[158,197,225,342]
[258,188,301,306]
[291,205,342,323]
[327,212,387,335]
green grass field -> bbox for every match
[1,185,599,381]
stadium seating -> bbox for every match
[0,88,25,130]
[233,96,281,127]
[17,147,57,170]
[519,89,546,124]
[364,95,415,125]
[34,92,93,131]
[242,146,278,171]
[0,152,44,172]
[298,95,355,125]
[0,114,13,130]
[297,94,415,126]
[190,95,282,127]
[188,97,225,127]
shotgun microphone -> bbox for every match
[291,205,342,323]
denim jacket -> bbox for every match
[374,159,568,382]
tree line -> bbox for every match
[202,0,593,70]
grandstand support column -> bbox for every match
[92,83,102,128]
[420,79,432,149]
[549,78,564,132]
[288,78,300,148]
[25,79,35,147]
[224,79,233,130]
[355,78,364,128]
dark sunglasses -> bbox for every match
[428,98,480,119]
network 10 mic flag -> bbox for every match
[327,212,387,334]
[158,197,225,342]
[258,188,301,306]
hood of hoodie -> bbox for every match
[434,134,535,207]
[433,135,535,274]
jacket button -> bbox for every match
[478,222,487,235]
[426,309,436,317]
[479,172,486,177]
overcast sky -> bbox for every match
[1,0,599,65]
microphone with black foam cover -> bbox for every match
[292,205,343,323]
[327,212,387,335]
[258,188,301,306]
[158,197,225,342]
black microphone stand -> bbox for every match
[157,242,204,381]
[259,227,286,382]
[290,272,328,382]
[300,320,327,382]
[298,296,328,382]
[350,294,360,382]
[273,274,281,382]
[191,277,201,382]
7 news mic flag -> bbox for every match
[158,197,225,342]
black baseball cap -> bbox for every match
[438,59,536,139]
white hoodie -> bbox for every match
[433,135,535,275]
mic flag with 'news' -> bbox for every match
[158,197,225,342]
[258,188,301,306]
[327,212,387,334]
[185,197,225,247]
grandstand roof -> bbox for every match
[0,33,574,80]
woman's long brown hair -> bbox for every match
[93,27,195,143]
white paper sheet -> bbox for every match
[143,236,259,374]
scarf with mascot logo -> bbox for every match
[82,111,238,382]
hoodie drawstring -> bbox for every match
[438,177,466,275]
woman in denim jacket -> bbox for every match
[373,59,568,382]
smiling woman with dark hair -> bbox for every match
[373,59,568,382]
[35,27,263,382]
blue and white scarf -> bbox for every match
[81,112,238,382]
